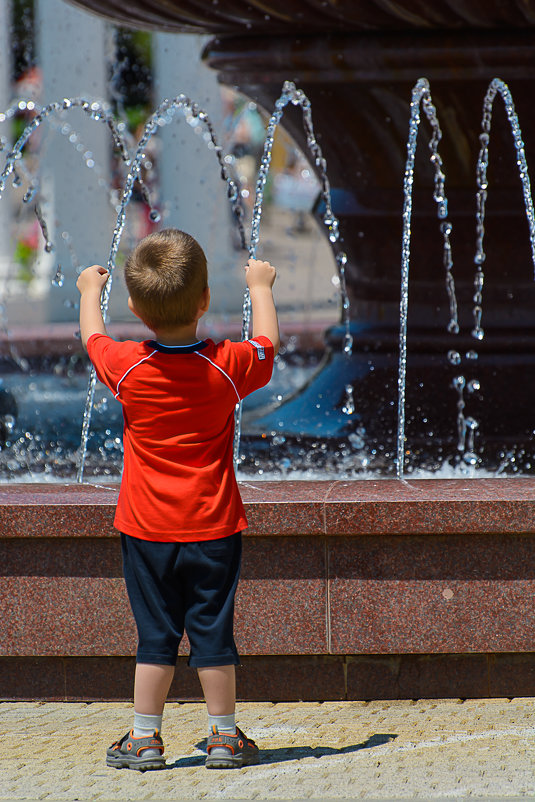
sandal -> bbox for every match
[106,729,166,771]
[206,726,259,769]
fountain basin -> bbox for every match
[2,478,535,701]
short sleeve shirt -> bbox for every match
[87,333,274,542]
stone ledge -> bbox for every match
[2,479,535,700]
[1,477,535,537]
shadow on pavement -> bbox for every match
[257,733,398,765]
[167,733,397,769]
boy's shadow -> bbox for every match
[168,733,397,769]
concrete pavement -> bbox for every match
[2,698,535,800]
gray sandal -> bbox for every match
[206,726,259,769]
[106,729,166,771]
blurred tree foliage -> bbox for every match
[111,29,152,109]
[12,0,35,79]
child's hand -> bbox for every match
[244,258,276,291]
[76,265,109,295]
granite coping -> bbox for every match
[0,478,535,537]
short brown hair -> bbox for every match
[124,229,207,330]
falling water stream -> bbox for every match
[234,80,350,466]
[396,76,535,480]
[397,78,458,480]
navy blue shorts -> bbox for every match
[120,531,242,668]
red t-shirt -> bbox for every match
[87,333,274,542]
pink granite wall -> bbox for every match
[2,479,535,700]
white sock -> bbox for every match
[133,712,163,741]
[208,713,236,736]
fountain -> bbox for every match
[2,0,535,702]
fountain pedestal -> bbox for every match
[2,480,535,701]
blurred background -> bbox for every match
[0,0,338,332]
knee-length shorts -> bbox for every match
[120,531,242,668]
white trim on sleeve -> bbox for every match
[114,350,158,399]
[195,351,241,402]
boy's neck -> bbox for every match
[152,322,201,347]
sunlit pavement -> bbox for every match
[2,698,535,800]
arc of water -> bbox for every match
[397,78,458,480]
[76,94,246,482]
[0,97,164,251]
[472,78,535,342]
[233,80,350,468]
[0,98,141,368]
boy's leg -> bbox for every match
[181,533,259,767]
[198,663,258,768]
[134,663,175,716]
[197,664,236,718]
[107,535,183,770]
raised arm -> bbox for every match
[244,258,280,356]
[76,265,110,350]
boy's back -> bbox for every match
[88,333,274,542]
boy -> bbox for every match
[77,228,279,771]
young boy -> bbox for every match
[77,228,279,771]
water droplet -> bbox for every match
[149,209,161,223]
[463,451,479,466]
[51,265,64,288]
[23,187,37,203]
[447,350,461,366]
[342,384,355,415]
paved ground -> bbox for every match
[2,699,535,800]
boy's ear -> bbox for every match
[127,296,142,320]
[196,286,210,320]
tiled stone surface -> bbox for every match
[236,537,328,654]
[329,533,535,653]
[323,478,535,535]
[0,484,117,538]
[346,653,490,700]
[0,536,122,577]
[5,698,535,799]
[235,656,346,701]
[0,535,326,657]
[240,481,328,534]
[488,652,535,698]
[3,478,535,537]
[4,653,535,701]
[2,480,535,671]
[0,576,136,656]
[0,657,67,701]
